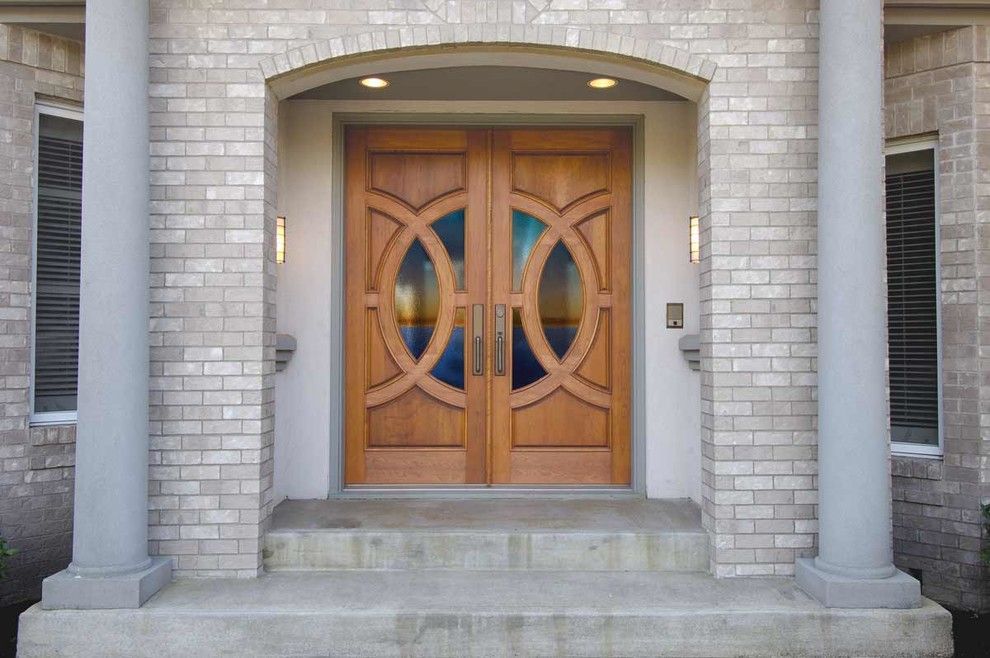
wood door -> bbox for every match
[344,127,489,484]
[345,126,631,486]
[490,128,632,484]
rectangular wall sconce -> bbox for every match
[689,215,700,264]
[276,215,286,264]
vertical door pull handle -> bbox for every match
[494,304,506,376]
[471,304,484,375]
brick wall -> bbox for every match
[0,24,82,606]
[0,1,985,610]
[884,25,990,613]
[146,0,820,579]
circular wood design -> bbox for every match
[511,195,613,410]
[366,193,468,409]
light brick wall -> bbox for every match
[697,3,819,578]
[146,0,820,579]
[0,24,83,605]
[2,0,984,609]
[884,25,990,613]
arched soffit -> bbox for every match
[261,26,716,103]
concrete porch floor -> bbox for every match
[268,497,706,532]
[17,498,953,657]
[18,570,952,657]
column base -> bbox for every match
[795,557,920,609]
[42,557,171,610]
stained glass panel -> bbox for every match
[394,238,439,360]
[431,209,465,290]
[431,308,465,389]
[512,210,546,291]
[538,241,582,360]
[511,307,547,390]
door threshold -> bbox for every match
[335,485,641,499]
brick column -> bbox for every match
[794,0,918,608]
[41,0,171,609]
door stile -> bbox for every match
[489,130,513,483]
[464,129,490,483]
[343,127,367,484]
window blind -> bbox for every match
[885,151,938,446]
[34,113,83,414]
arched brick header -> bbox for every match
[259,25,717,94]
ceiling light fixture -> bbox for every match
[587,77,618,89]
[359,77,390,89]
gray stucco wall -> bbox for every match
[884,25,990,613]
[0,24,82,606]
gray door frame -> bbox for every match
[327,112,647,498]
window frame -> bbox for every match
[885,135,943,458]
[30,100,83,427]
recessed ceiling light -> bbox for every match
[587,77,618,89]
[360,77,389,89]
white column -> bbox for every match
[42,0,171,609]
[794,0,919,608]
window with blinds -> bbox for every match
[885,147,939,447]
[33,111,83,416]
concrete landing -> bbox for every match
[265,498,709,572]
[18,570,953,657]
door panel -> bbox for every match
[345,126,631,486]
[345,128,489,484]
[490,129,632,485]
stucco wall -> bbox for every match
[0,24,82,606]
[884,25,990,613]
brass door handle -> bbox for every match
[494,304,506,376]
[472,304,484,376]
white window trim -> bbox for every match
[885,135,943,458]
[30,100,83,427]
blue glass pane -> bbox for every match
[512,307,547,390]
[431,209,465,290]
[395,238,438,361]
[539,241,582,360]
[512,210,547,291]
[431,308,465,390]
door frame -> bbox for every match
[328,113,647,497]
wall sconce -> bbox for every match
[276,216,286,264]
[689,215,700,264]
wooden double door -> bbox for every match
[344,126,631,485]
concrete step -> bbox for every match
[18,570,953,657]
[263,498,709,572]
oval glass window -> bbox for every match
[538,241,582,360]
[394,238,439,361]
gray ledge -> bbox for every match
[678,333,700,371]
[42,557,172,610]
[795,557,921,609]
[275,333,297,372]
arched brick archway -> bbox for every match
[258,26,717,97]
[258,26,725,573]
